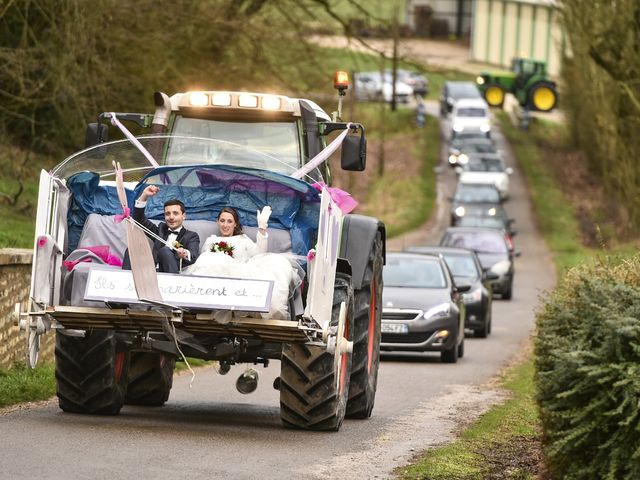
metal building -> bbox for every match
[470,0,564,77]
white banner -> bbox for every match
[85,267,274,311]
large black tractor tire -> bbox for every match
[280,273,354,431]
[528,82,557,112]
[125,352,175,406]
[346,232,383,419]
[55,330,129,415]
[484,83,506,108]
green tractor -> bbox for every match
[476,57,558,112]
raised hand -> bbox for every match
[257,206,272,230]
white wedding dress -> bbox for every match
[184,232,299,319]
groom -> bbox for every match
[122,185,200,273]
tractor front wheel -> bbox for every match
[484,84,506,107]
[125,351,175,406]
[55,330,129,415]
[279,273,354,431]
[346,232,383,419]
[529,82,557,112]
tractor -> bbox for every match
[15,72,385,431]
[476,57,558,112]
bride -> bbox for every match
[185,206,300,319]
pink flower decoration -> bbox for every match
[307,249,316,262]
[114,206,130,224]
[37,236,47,248]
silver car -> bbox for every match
[381,252,468,363]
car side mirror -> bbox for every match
[454,282,471,293]
[510,229,518,237]
[341,128,367,172]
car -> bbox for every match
[439,227,520,300]
[353,71,414,103]
[456,153,513,200]
[448,137,498,167]
[456,215,517,249]
[440,81,484,117]
[450,183,507,226]
[405,246,495,337]
[450,98,491,138]
[394,69,429,97]
[381,252,468,362]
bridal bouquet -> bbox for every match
[210,241,234,257]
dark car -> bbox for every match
[440,227,520,300]
[381,252,468,362]
[406,246,495,337]
[440,81,483,117]
[394,69,429,97]
[448,137,497,167]
[450,183,507,226]
[456,215,517,249]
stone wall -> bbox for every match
[0,249,55,370]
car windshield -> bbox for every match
[457,216,506,229]
[456,107,487,117]
[463,158,505,172]
[442,231,508,254]
[383,257,447,288]
[448,83,481,98]
[450,132,488,145]
[442,253,480,279]
[460,142,496,154]
[454,184,501,203]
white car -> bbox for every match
[353,71,414,103]
[450,98,491,138]
[456,153,513,200]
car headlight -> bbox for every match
[488,207,496,216]
[448,154,458,165]
[454,206,466,217]
[458,153,469,165]
[463,288,482,303]
[424,303,450,320]
[452,123,463,133]
[476,76,485,85]
[480,122,491,133]
[490,260,511,276]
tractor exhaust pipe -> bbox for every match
[151,91,172,134]
[236,368,259,394]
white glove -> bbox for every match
[257,206,272,230]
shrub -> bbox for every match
[534,255,640,480]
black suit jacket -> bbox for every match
[132,205,200,267]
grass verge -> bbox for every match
[398,359,540,480]
[0,362,57,409]
[361,117,439,238]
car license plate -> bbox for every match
[381,323,408,334]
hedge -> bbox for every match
[534,254,640,480]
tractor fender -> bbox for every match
[339,214,386,290]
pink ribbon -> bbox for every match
[311,182,358,214]
[114,206,130,223]
[63,245,123,271]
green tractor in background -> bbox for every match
[476,57,558,112]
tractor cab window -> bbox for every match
[168,116,301,174]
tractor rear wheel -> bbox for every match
[484,84,506,107]
[529,82,557,111]
[55,330,129,415]
[346,232,383,419]
[125,351,175,406]
[280,273,354,431]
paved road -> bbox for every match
[0,103,555,480]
